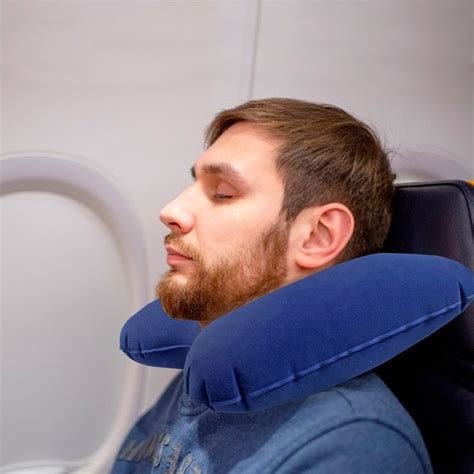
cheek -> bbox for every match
[199,206,273,250]
[207,216,255,245]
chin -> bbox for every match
[171,270,189,281]
[170,272,190,284]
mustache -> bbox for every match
[164,234,198,261]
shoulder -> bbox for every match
[269,372,433,474]
[272,416,432,474]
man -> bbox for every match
[112,98,432,473]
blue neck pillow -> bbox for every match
[120,253,474,413]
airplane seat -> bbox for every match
[376,180,474,474]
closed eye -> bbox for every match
[212,193,233,200]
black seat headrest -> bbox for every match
[378,180,474,474]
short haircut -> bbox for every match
[204,98,396,262]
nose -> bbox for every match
[159,191,195,234]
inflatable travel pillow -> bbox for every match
[121,253,474,413]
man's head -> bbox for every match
[157,98,395,329]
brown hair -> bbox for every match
[205,98,395,262]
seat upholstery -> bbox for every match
[377,181,474,474]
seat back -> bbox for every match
[377,180,474,474]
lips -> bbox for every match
[165,246,191,259]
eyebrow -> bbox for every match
[190,163,250,189]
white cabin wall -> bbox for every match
[254,0,473,179]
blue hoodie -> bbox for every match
[111,370,432,474]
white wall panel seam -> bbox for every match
[237,0,262,103]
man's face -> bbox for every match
[156,122,291,328]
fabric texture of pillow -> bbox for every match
[120,253,474,413]
[120,300,199,369]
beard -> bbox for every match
[155,216,290,325]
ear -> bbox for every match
[292,203,355,270]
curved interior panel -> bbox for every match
[1,191,131,465]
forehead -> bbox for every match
[193,122,282,188]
